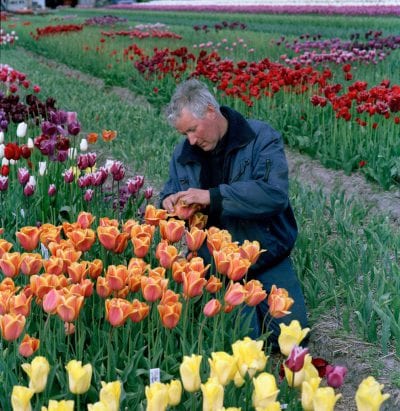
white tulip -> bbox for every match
[0,131,4,143]
[16,122,28,138]
[0,144,4,159]
[2,157,9,166]
[80,138,88,152]
[28,175,36,186]
[68,147,77,159]
[9,159,16,165]
[38,161,47,176]
[27,138,34,148]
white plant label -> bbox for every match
[150,368,160,384]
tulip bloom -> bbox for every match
[231,337,267,378]
[312,387,342,411]
[20,253,42,276]
[11,385,34,411]
[252,372,280,408]
[129,299,150,323]
[21,356,50,393]
[179,354,202,392]
[208,351,238,386]
[157,243,179,269]
[141,276,164,302]
[278,320,310,356]
[66,228,96,252]
[144,204,168,226]
[173,200,201,220]
[185,226,207,251]
[0,312,26,341]
[203,299,222,318]
[224,281,247,306]
[17,121,28,138]
[41,400,75,411]
[0,238,13,257]
[105,298,134,327]
[10,292,32,317]
[99,380,122,411]
[19,334,40,357]
[301,377,322,411]
[76,211,95,229]
[88,259,103,279]
[325,364,347,388]
[157,301,182,329]
[42,288,62,314]
[284,355,319,388]
[205,275,222,294]
[106,264,128,291]
[67,261,89,283]
[355,376,390,411]
[189,211,208,229]
[285,345,309,372]
[57,294,84,322]
[268,284,294,318]
[102,129,117,142]
[201,377,224,411]
[244,279,267,306]
[183,271,207,299]
[239,240,266,265]
[0,251,21,277]
[145,382,169,411]
[159,218,185,243]
[65,360,92,394]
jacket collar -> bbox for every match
[177,106,256,165]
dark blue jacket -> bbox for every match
[160,107,298,276]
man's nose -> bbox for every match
[187,133,197,145]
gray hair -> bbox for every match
[164,79,220,126]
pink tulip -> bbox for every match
[326,365,347,388]
[284,345,309,372]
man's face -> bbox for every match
[175,106,221,151]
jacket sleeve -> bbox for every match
[218,124,290,219]
[159,147,182,205]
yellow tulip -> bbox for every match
[21,356,50,393]
[284,355,318,388]
[145,381,169,411]
[41,400,74,411]
[278,320,310,356]
[179,354,202,392]
[201,377,224,411]
[208,351,238,386]
[252,372,279,408]
[355,376,390,411]
[11,385,34,411]
[168,379,182,406]
[217,408,241,411]
[99,380,121,411]
[231,337,268,378]
[313,387,342,411]
[233,371,245,388]
[87,402,108,411]
[255,402,281,411]
[65,360,92,394]
[301,377,322,411]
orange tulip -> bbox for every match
[69,279,93,298]
[158,301,182,329]
[171,258,188,284]
[39,225,62,247]
[0,277,16,292]
[157,243,179,269]
[42,256,64,276]
[88,259,103,279]
[183,271,207,299]
[55,248,82,273]
[203,298,222,317]
[15,226,40,251]
[42,288,62,314]
[172,200,202,220]
[0,252,21,278]
[105,298,134,327]
[0,312,26,341]
[159,219,186,243]
[67,261,89,283]
[131,234,151,258]
[0,289,12,315]
[122,219,138,234]
[185,257,210,277]
[57,293,84,322]
[0,238,13,257]
[144,205,167,226]
[113,286,130,299]
[106,265,128,291]
[189,212,208,230]
[96,276,112,299]
[102,129,117,142]
[148,267,166,279]
[185,227,207,252]
[62,222,81,236]
[226,254,252,282]
[205,276,223,294]
[87,132,98,144]
[268,285,294,318]
[130,223,155,240]
[97,226,129,253]
[160,289,180,305]
[127,271,141,293]
[30,274,68,300]
[127,257,148,273]
[113,232,129,254]
[206,228,232,253]
[239,240,266,265]
[66,228,96,252]
[20,253,42,276]
[99,217,119,227]
[19,334,40,357]
[10,292,32,317]
[141,276,164,302]
[244,280,267,307]
[47,240,72,256]
[129,299,150,323]
[224,282,247,306]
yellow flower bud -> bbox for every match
[145,381,169,411]
[231,337,267,378]
[65,360,92,394]
[313,387,342,411]
[41,400,74,411]
[201,377,224,411]
[11,385,34,411]
[252,372,279,408]
[355,376,390,411]
[255,402,281,411]
[87,402,108,411]
[21,356,50,393]
[278,320,310,356]
[99,380,121,411]
[168,379,182,406]
[301,377,322,411]
[208,351,238,386]
[179,354,202,392]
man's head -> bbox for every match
[165,79,227,151]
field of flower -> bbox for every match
[0,6,399,411]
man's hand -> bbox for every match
[162,189,210,215]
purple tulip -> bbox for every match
[144,187,153,200]
[63,169,74,183]
[48,184,57,197]
[84,189,94,202]
[285,345,309,372]
[0,176,8,191]
[87,152,97,168]
[110,161,125,181]
[68,121,81,136]
[77,154,89,170]
[127,178,140,195]
[326,365,347,388]
[17,167,30,186]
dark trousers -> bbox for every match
[241,256,308,351]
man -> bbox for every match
[160,79,308,349]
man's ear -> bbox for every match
[206,104,217,118]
